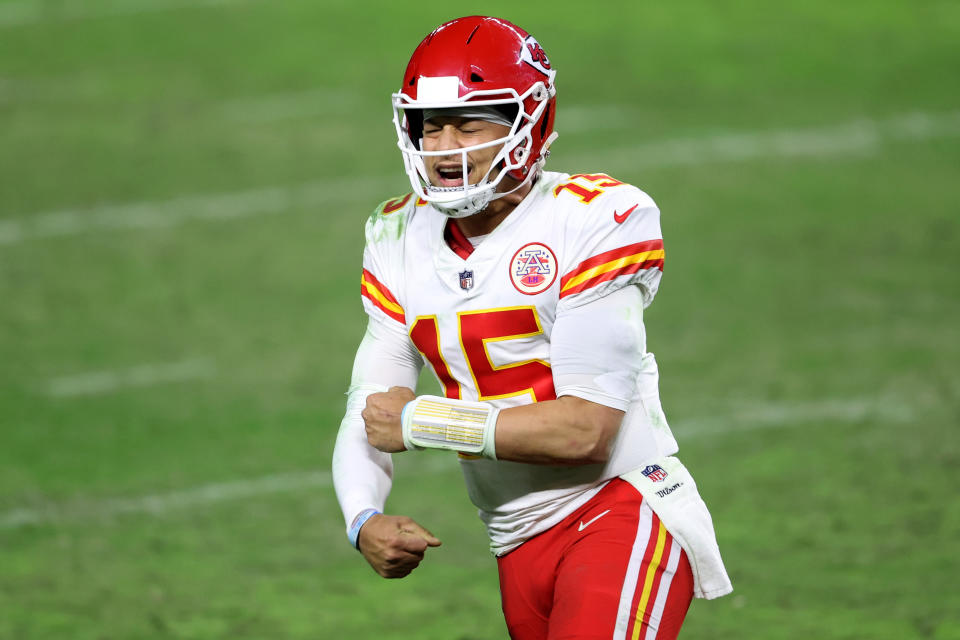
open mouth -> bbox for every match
[434,164,471,188]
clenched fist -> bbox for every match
[358,513,442,578]
[362,386,416,452]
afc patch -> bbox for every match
[509,242,557,295]
[641,464,668,483]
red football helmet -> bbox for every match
[392,16,558,217]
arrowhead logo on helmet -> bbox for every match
[391,16,559,219]
[521,36,552,77]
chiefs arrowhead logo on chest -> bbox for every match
[510,242,557,295]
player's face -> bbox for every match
[421,116,511,189]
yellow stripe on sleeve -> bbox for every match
[361,276,405,315]
[560,249,665,294]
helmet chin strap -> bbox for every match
[480,130,559,206]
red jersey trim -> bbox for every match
[559,240,664,299]
[360,268,405,323]
[382,193,412,215]
[445,219,475,259]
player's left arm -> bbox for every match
[489,182,666,464]
[364,285,647,464]
[495,283,646,464]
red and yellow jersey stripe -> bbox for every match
[360,269,405,323]
[559,239,664,299]
[378,193,429,216]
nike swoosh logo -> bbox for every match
[613,204,639,224]
[578,509,611,532]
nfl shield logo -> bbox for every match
[641,464,668,483]
[459,270,474,290]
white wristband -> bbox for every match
[401,395,499,459]
[348,508,381,550]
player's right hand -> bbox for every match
[357,514,442,579]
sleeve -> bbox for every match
[359,209,408,326]
[557,182,664,310]
[550,284,647,411]
[332,212,423,533]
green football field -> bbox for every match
[1,0,958,638]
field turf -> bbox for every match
[1,1,958,638]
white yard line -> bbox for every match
[0,175,403,246]
[575,110,960,168]
[216,88,362,123]
[675,397,915,437]
[0,470,334,529]
[0,396,915,530]
[0,456,457,530]
[0,0,252,28]
[2,110,957,247]
[45,357,216,398]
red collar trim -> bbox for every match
[444,219,475,259]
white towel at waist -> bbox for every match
[621,456,733,599]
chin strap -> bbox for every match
[541,131,559,159]
[482,130,558,204]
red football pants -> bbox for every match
[497,478,693,640]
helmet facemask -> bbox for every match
[392,80,555,218]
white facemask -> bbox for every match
[391,77,556,218]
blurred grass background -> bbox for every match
[1,0,958,638]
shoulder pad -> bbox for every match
[551,173,633,205]
[365,192,426,246]
[369,193,428,222]
[552,174,654,222]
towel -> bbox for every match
[621,456,733,599]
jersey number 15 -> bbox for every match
[409,307,557,403]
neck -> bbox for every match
[455,175,534,238]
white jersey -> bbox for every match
[354,171,679,554]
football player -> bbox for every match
[332,16,732,640]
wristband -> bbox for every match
[401,395,499,459]
[400,402,422,450]
[347,508,381,550]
